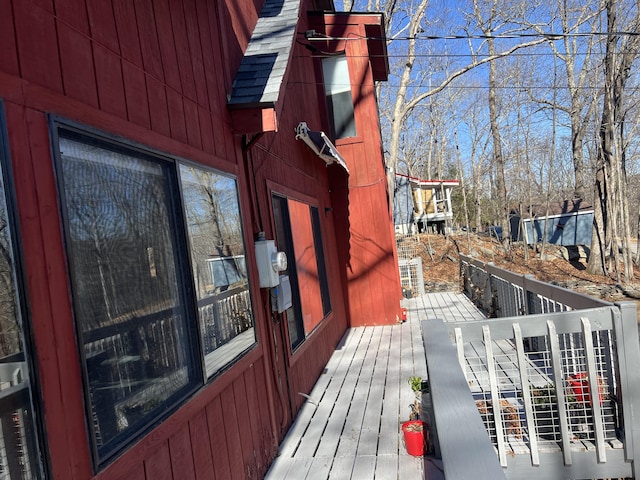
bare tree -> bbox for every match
[473,0,511,245]
[381,2,547,213]
[528,0,603,201]
[587,0,640,281]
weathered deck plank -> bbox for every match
[265,292,482,480]
[377,324,402,457]
[277,328,364,458]
[315,328,374,457]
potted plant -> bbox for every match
[401,420,427,456]
[408,376,423,420]
[402,376,430,456]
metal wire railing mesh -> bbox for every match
[459,327,621,460]
[395,234,420,260]
[396,234,425,297]
[451,255,639,476]
[0,386,38,480]
[399,262,419,293]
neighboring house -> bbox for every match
[0,1,401,479]
[394,173,459,234]
[510,200,594,246]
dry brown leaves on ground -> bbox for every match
[402,232,640,304]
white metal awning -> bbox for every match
[295,122,349,173]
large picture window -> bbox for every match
[179,165,255,377]
[53,124,256,467]
[0,103,45,478]
[56,132,201,464]
[272,195,331,350]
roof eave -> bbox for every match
[229,103,279,135]
[308,11,389,82]
[227,0,301,135]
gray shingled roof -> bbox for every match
[228,0,300,107]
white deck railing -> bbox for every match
[421,257,640,479]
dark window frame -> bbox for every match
[0,100,49,478]
[50,118,258,469]
[271,194,332,351]
[272,195,305,350]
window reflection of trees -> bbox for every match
[57,135,256,459]
[179,165,255,377]
[0,191,20,358]
[59,137,194,459]
[180,168,243,297]
[61,140,179,330]
[0,127,44,477]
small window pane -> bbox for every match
[57,134,200,463]
[310,207,331,316]
[179,165,256,377]
[289,200,324,333]
[0,115,44,478]
[272,196,305,350]
[322,56,351,95]
[322,56,356,139]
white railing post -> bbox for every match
[483,325,508,466]
[546,320,573,466]
[581,317,607,463]
[513,323,540,466]
[614,301,640,478]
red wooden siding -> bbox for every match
[0,1,398,479]
[314,14,403,327]
[93,44,128,118]
[168,426,197,480]
[86,1,120,54]
[13,1,63,92]
[59,23,100,107]
[0,0,19,76]
[189,410,214,480]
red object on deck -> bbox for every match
[568,372,603,406]
[402,420,426,456]
[401,308,407,321]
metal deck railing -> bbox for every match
[0,360,40,480]
[421,256,640,479]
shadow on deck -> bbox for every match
[266,281,640,479]
[264,292,476,480]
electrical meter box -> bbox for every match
[255,239,287,288]
[273,275,292,313]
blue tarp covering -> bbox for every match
[519,212,593,246]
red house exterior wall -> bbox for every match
[312,13,403,327]
[0,1,401,479]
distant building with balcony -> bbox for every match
[394,173,460,234]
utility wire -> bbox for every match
[301,31,640,41]
[285,79,640,91]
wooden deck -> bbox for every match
[264,292,482,480]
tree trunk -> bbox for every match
[587,160,608,276]
[385,0,430,209]
[586,0,639,281]
[487,37,509,246]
